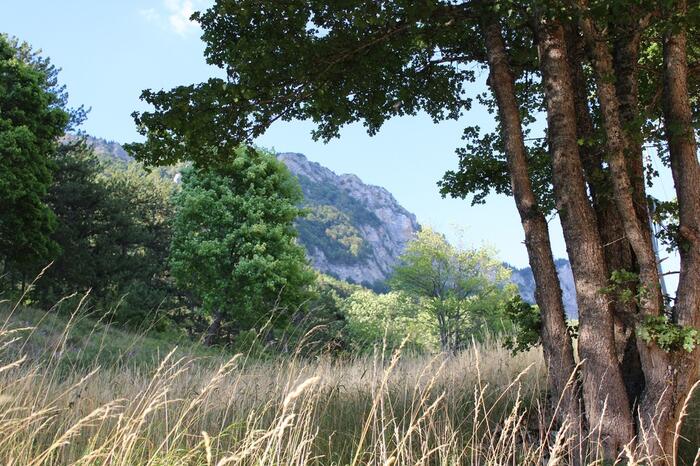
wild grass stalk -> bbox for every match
[0,298,697,465]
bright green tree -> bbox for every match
[390,228,515,352]
[343,288,434,352]
[169,147,315,345]
[0,36,69,288]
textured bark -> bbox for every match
[577,1,664,322]
[535,18,635,459]
[658,0,700,459]
[481,14,583,449]
[576,4,683,460]
[612,13,650,231]
[565,24,644,406]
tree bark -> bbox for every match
[535,17,635,459]
[565,23,645,406]
[658,0,700,460]
[481,12,583,449]
[612,11,650,231]
[575,4,686,460]
[576,0,664,323]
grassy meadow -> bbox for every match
[0,298,698,466]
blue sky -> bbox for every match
[2,0,678,274]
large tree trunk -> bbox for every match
[609,13,654,409]
[576,4,684,461]
[611,12,651,231]
[658,0,700,460]
[576,1,664,323]
[535,17,636,459]
[481,13,583,449]
[565,23,645,406]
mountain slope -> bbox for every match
[278,152,419,289]
[510,259,578,318]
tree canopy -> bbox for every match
[391,228,515,351]
[169,147,315,345]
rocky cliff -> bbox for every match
[277,152,420,289]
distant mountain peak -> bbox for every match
[63,134,132,163]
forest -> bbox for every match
[1,0,699,464]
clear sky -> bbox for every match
[1,0,679,275]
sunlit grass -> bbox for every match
[0,295,697,465]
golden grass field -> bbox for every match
[0,297,698,465]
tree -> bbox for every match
[36,139,112,302]
[129,1,700,461]
[35,140,177,325]
[97,163,175,321]
[0,35,69,288]
[169,147,315,345]
[343,288,434,352]
[390,228,514,352]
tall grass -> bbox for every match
[0,297,697,465]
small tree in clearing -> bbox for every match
[390,228,514,353]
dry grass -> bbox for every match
[0,297,698,465]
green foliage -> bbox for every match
[36,140,112,300]
[390,228,515,351]
[602,269,646,305]
[98,163,175,317]
[0,35,69,284]
[502,295,542,355]
[35,142,176,325]
[344,289,435,352]
[129,1,477,167]
[281,273,361,355]
[638,316,700,353]
[650,198,681,253]
[169,147,315,342]
[439,124,555,214]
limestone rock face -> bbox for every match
[277,152,420,289]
